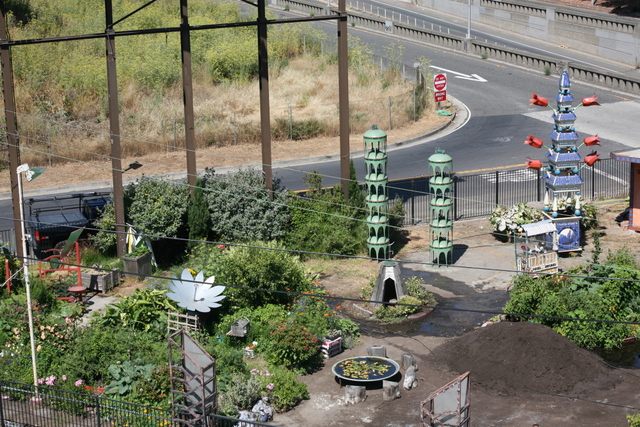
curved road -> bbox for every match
[2,6,640,227]
[271,5,640,189]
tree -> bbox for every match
[127,176,189,240]
[201,168,289,242]
[285,171,367,258]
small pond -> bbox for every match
[332,357,400,382]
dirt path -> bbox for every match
[280,203,640,426]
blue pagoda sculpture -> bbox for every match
[525,70,601,252]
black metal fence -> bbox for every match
[0,379,277,427]
[0,159,630,256]
[388,158,630,225]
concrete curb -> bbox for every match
[1,96,467,201]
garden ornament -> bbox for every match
[166,268,226,312]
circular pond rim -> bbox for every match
[331,356,400,383]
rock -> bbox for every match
[404,365,418,390]
[345,385,367,404]
[383,380,401,401]
[367,345,387,358]
[401,353,417,371]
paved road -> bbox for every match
[2,6,640,227]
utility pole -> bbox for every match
[0,5,23,259]
[181,0,197,194]
[105,0,126,258]
[258,0,273,194]
[338,0,350,201]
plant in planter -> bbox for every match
[122,245,153,279]
[489,203,544,241]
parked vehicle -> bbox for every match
[25,192,111,258]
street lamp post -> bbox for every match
[16,163,45,388]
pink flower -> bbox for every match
[65,317,72,324]
[62,375,67,381]
[250,369,259,375]
[37,378,44,385]
[74,379,83,387]
[219,245,226,249]
[266,383,275,390]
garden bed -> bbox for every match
[80,268,121,294]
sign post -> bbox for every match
[434,73,447,105]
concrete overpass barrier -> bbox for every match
[275,0,640,95]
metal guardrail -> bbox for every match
[0,379,278,427]
[276,0,640,94]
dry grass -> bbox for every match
[2,54,451,192]
[5,54,431,168]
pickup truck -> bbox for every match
[25,192,111,258]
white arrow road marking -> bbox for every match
[429,65,487,82]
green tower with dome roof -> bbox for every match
[429,149,453,264]
[363,125,390,259]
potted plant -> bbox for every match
[122,244,153,279]
[488,203,544,242]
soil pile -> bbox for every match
[427,322,617,396]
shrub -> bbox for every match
[581,201,598,231]
[91,200,117,255]
[505,249,640,350]
[187,241,311,312]
[262,365,309,411]
[288,287,338,338]
[218,373,263,416]
[127,176,189,241]
[405,275,437,306]
[375,295,423,321]
[285,171,367,258]
[30,277,60,312]
[92,288,179,338]
[214,304,289,349]
[272,117,325,141]
[489,203,544,238]
[56,327,167,385]
[187,180,212,247]
[201,168,290,242]
[264,322,321,371]
[628,414,640,427]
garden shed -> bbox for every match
[610,149,640,231]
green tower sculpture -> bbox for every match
[429,149,453,264]
[363,125,389,260]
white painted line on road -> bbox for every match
[592,168,628,186]
[429,65,487,82]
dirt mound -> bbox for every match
[427,322,616,396]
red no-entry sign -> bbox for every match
[434,73,447,91]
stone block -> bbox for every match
[382,380,400,401]
[367,345,387,358]
[345,385,366,404]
